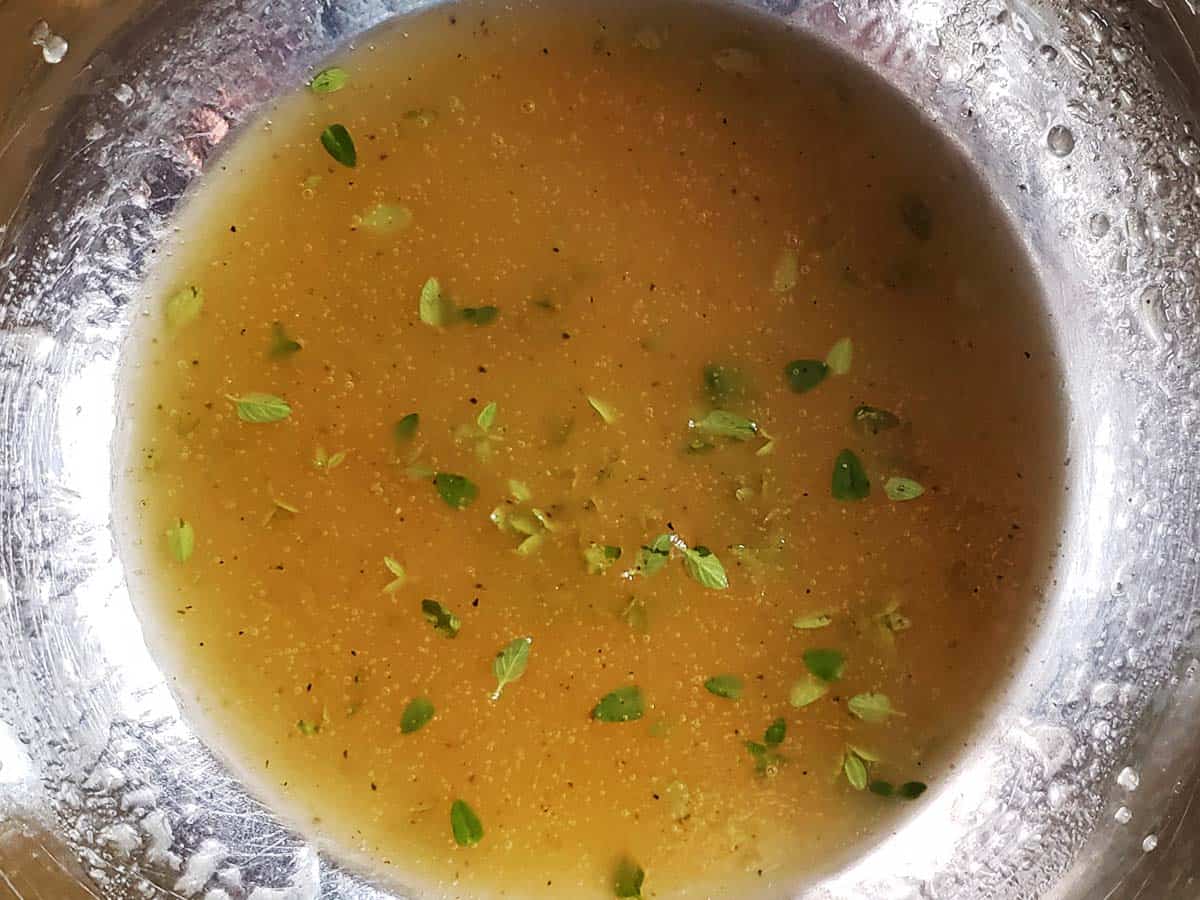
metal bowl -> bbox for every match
[2,0,1199,897]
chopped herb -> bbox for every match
[803,648,845,682]
[166,518,194,563]
[681,545,729,590]
[320,123,357,167]
[460,305,499,325]
[508,479,532,502]
[635,534,672,576]
[869,779,895,797]
[357,203,412,232]
[309,66,349,94]
[702,364,745,405]
[755,430,777,456]
[693,409,757,441]
[476,401,498,432]
[789,675,828,708]
[400,696,434,734]
[620,597,649,632]
[831,449,870,500]
[772,248,800,293]
[406,463,435,480]
[848,692,902,723]
[613,856,645,899]
[713,46,763,75]
[272,497,299,514]
[434,473,478,509]
[491,637,531,700]
[704,674,743,700]
[592,685,645,722]
[899,194,933,240]
[878,603,912,634]
[764,717,786,746]
[226,392,292,424]
[270,322,302,357]
[382,556,407,593]
[403,107,439,127]
[450,799,484,847]
[314,446,347,471]
[825,337,853,375]
[165,285,203,330]
[421,599,461,637]
[587,395,619,424]
[584,543,622,574]
[394,413,420,441]
[793,613,832,630]
[898,781,927,799]
[843,749,869,790]
[419,277,454,327]
[297,719,320,736]
[853,404,901,435]
[784,359,828,394]
[884,476,925,501]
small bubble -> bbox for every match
[1142,834,1158,852]
[1114,806,1132,824]
[1048,124,1076,157]
[1117,767,1140,790]
[1039,44,1059,62]
[520,99,536,114]
[1089,212,1111,238]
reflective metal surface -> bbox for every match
[2,0,1200,897]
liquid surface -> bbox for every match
[119,2,1064,896]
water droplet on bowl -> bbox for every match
[41,34,68,64]
[1142,833,1158,852]
[1115,805,1132,824]
[1048,124,1076,156]
[1117,767,1140,790]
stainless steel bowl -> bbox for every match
[2,0,1199,897]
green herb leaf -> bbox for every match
[450,799,484,846]
[702,364,745,405]
[587,395,619,424]
[434,472,479,509]
[226,392,292,424]
[843,750,868,790]
[681,545,729,590]
[620,597,649,632]
[422,599,461,637]
[357,203,412,233]
[403,107,439,127]
[884,476,925,501]
[878,603,912,634]
[898,781,927,799]
[784,359,828,394]
[803,648,845,682]
[848,692,902,723]
[636,534,672,576]
[831,449,870,500]
[270,322,302,357]
[508,479,532,502]
[704,675,743,700]
[165,285,203,330]
[476,401,498,432]
[772,248,800,293]
[314,446,347,471]
[853,404,901,435]
[793,613,832,630]
[297,719,320,736]
[394,413,420,441]
[460,305,499,325]
[400,696,434,733]
[166,518,194,563]
[320,123,356,167]
[613,856,645,899]
[584,543,622,575]
[693,409,757,441]
[825,337,853,375]
[789,675,828,708]
[592,685,645,722]
[869,779,896,797]
[764,717,786,746]
[744,739,784,776]
[491,637,531,700]
[899,194,933,241]
[309,66,349,94]
[419,277,454,327]
[380,556,406,592]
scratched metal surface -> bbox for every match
[1,0,1199,897]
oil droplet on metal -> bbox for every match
[30,19,69,64]
[1114,806,1132,824]
[1142,833,1158,852]
[1117,766,1140,790]
[1048,124,1076,157]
